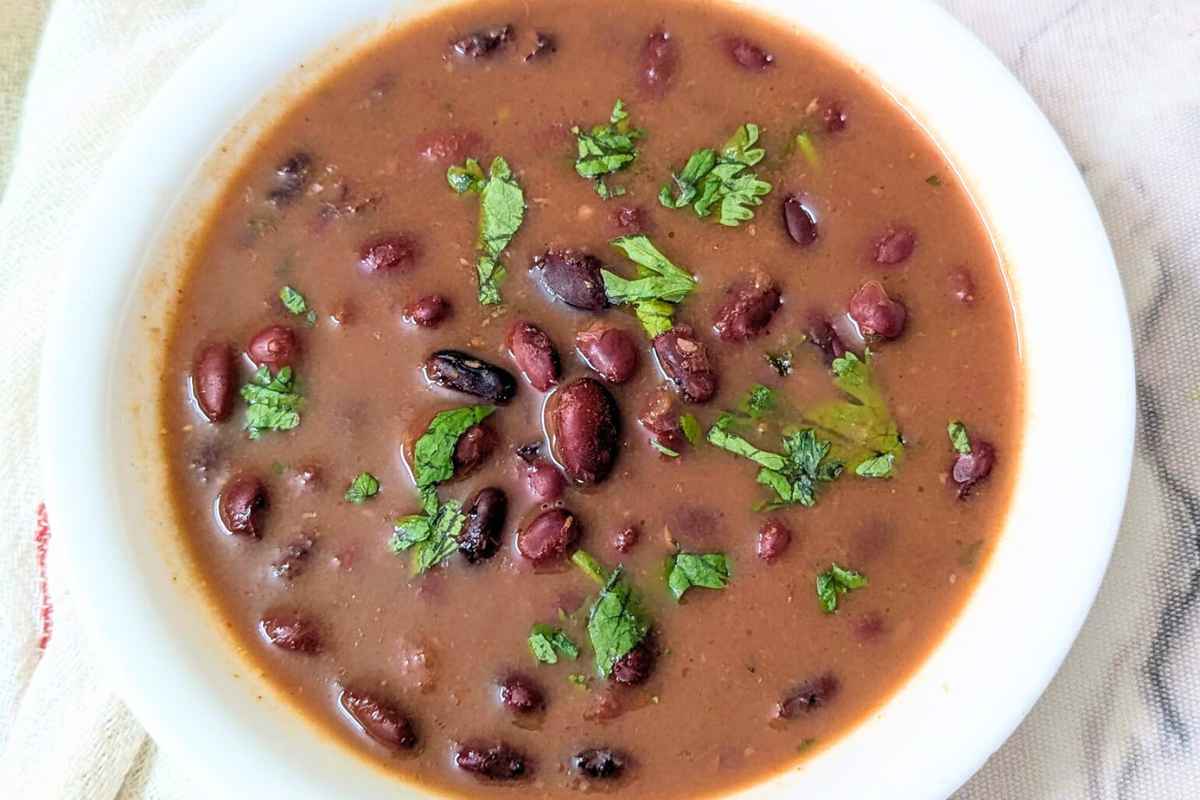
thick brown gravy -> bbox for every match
[162,0,1021,797]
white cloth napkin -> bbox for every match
[1,1,1197,798]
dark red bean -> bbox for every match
[611,640,654,685]
[192,343,235,422]
[424,350,518,404]
[451,24,513,58]
[508,321,561,392]
[455,741,529,781]
[517,508,579,565]
[613,525,639,553]
[271,535,314,580]
[777,673,840,718]
[266,152,311,207]
[247,324,297,366]
[405,294,450,328]
[573,748,628,780]
[452,424,498,477]
[576,325,639,384]
[822,101,848,133]
[525,461,565,503]
[549,378,620,484]
[259,610,321,654]
[712,272,781,342]
[948,268,976,304]
[848,281,907,340]
[873,226,916,265]
[640,30,677,96]
[524,31,556,62]
[756,519,792,562]
[498,674,544,713]
[531,250,609,311]
[459,487,507,563]
[638,389,685,451]
[806,314,847,364]
[416,129,484,165]
[611,205,649,235]
[652,325,718,404]
[219,474,268,538]
[359,235,418,274]
[952,441,996,499]
[782,195,819,247]
[339,688,417,751]
[724,36,775,70]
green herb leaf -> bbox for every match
[757,429,844,509]
[804,352,904,477]
[240,366,302,439]
[816,563,868,613]
[706,413,786,471]
[573,99,644,198]
[659,123,773,226]
[667,552,731,601]
[529,624,580,664]
[280,286,308,315]
[412,405,496,492]
[344,472,380,503]
[947,420,972,455]
[765,349,793,377]
[741,384,776,419]
[854,452,896,479]
[587,566,651,678]
[389,497,465,575]
[447,156,525,304]
[794,131,820,170]
[571,549,609,586]
[651,439,680,458]
[603,235,697,337]
[679,413,702,446]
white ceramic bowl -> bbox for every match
[38,0,1134,797]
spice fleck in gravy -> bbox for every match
[163,0,1021,796]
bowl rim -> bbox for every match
[38,0,1135,798]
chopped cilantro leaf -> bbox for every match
[571,549,609,586]
[947,420,973,454]
[240,366,302,439]
[706,413,786,471]
[447,156,525,304]
[679,413,702,446]
[706,414,842,509]
[603,235,697,337]
[793,131,820,170]
[389,497,465,575]
[741,384,776,419]
[573,99,644,199]
[659,123,773,226]
[854,452,896,479]
[280,286,307,315]
[587,566,651,678]
[765,349,793,377]
[816,563,867,613]
[412,405,496,492]
[344,472,380,504]
[651,439,680,458]
[529,624,579,664]
[667,552,731,601]
[804,352,904,477]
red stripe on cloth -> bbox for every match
[35,503,54,650]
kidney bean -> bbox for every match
[531,250,609,311]
[517,508,579,565]
[247,324,297,366]
[948,268,976,304]
[525,461,565,503]
[638,389,685,450]
[724,36,774,70]
[613,524,639,553]
[782,195,819,247]
[219,474,268,538]
[359,235,418,274]
[524,31,556,62]
[453,424,498,476]
[777,673,840,718]
[192,343,235,422]
[806,314,847,364]
[267,152,311,207]
[405,294,450,328]
[455,741,529,781]
[416,129,484,165]
[611,205,649,235]
[848,281,907,339]
[259,610,321,654]
[451,24,513,58]
[573,748,628,780]
[652,325,718,403]
[424,350,518,404]
[712,272,781,341]
[756,519,792,562]
[951,441,996,498]
[611,639,655,685]
[459,487,507,563]
[272,535,314,580]
[872,225,916,265]
[498,674,544,713]
[576,325,638,384]
[339,688,418,751]
[508,321,561,391]
[549,378,620,484]
[640,30,677,96]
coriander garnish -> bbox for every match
[240,365,302,439]
[601,235,697,337]
[447,156,525,304]
[816,564,867,613]
[667,552,731,601]
[279,286,318,326]
[659,123,773,226]
[528,624,580,664]
[572,99,644,199]
[344,472,380,504]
